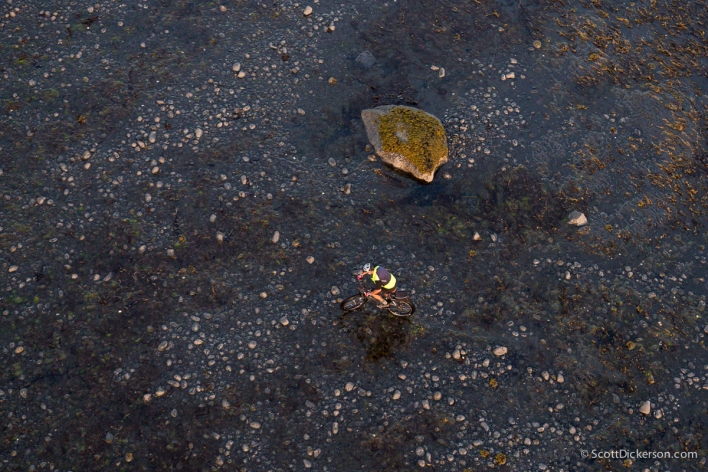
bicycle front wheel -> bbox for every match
[341,294,367,311]
[388,301,415,317]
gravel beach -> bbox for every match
[1,1,708,471]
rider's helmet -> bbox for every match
[363,263,371,272]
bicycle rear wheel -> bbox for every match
[341,294,367,311]
[387,300,415,317]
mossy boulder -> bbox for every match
[361,105,448,183]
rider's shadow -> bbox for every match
[342,311,410,361]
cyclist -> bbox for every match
[357,263,396,308]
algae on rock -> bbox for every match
[361,105,448,183]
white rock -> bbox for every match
[639,401,651,415]
[392,390,401,400]
[191,323,199,332]
[567,210,588,226]
[303,459,312,468]
[260,292,268,299]
[332,422,339,434]
[452,349,461,360]
[149,131,156,143]
[473,232,482,241]
[250,421,261,429]
[280,316,289,326]
[506,72,515,79]
[331,286,340,296]
[8,265,18,273]
[303,6,313,16]
[306,256,315,264]
[222,399,231,409]
[167,248,175,257]
[157,341,168,352]
[193,338,204,346]
[439,68,445,78]
[216,232,224,243]
[493,346,508,356]
[345,382,355,392]
[14,346,24,354]
[248,341,257,349]
[195,128,203,139]
[155,387,166,397]
[232,63,241,72]
[556,373,564,383]
[20,388,27,399]
[143,393,152,402]
[272,231,280,243]
[433,391,442,401]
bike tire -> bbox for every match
[341,295,367,311]
[388,301,415,317]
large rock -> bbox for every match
[361,105,448,183]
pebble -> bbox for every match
[250,421,261,429]
[306,256,315,264]
[260,292,268,298]
[14,346,24,354]
[8,266,18,273]
[533,40,542,49]
[556,374,564,383]
[328,157,337,167]
[345,382,355,392]
[171,409,178,418]
[280,317,289,326]
[567,210,588,226]
[232,63,241,72]
[303,6,313,16]
[155,387,166,397]
[331,286,340,296]
[433,391,442,401]
[195,128,203,139]
[392,390,401,400]
[248,341,257,349]
[303,459,312,468]
[125,452,133,462]
[473,232,482,241]
[493,346,508,356]
[167,248,175,257]
[332,422,339,434]
[105,432,114,443]
[272,231,280,243]
[639,401,651,415]
[20,388,27,399]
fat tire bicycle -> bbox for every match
[340,285,416,317]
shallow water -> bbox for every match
[1,0,708,471]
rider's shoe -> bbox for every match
[376,302,389,309]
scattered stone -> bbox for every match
[493,346,508,356]
[8,265,18,273]
[639,401,651,415]
[272,231,280,243]
[250,421,261,429]
[567,211,588,226]
[361,105,448,183]
[473,232,482,241]
[279,316,289,326]
[556,374,564,383]
[303,6,313,16]
[345,382,355,392]
[356,51,376,69]
[392,390,401,400]
[331,286,340,296]
[105,432,114,443]
[533,40,542,49]
[306,256,315,264]
[260,292,268,298]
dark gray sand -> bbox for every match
[1,1,708,470]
